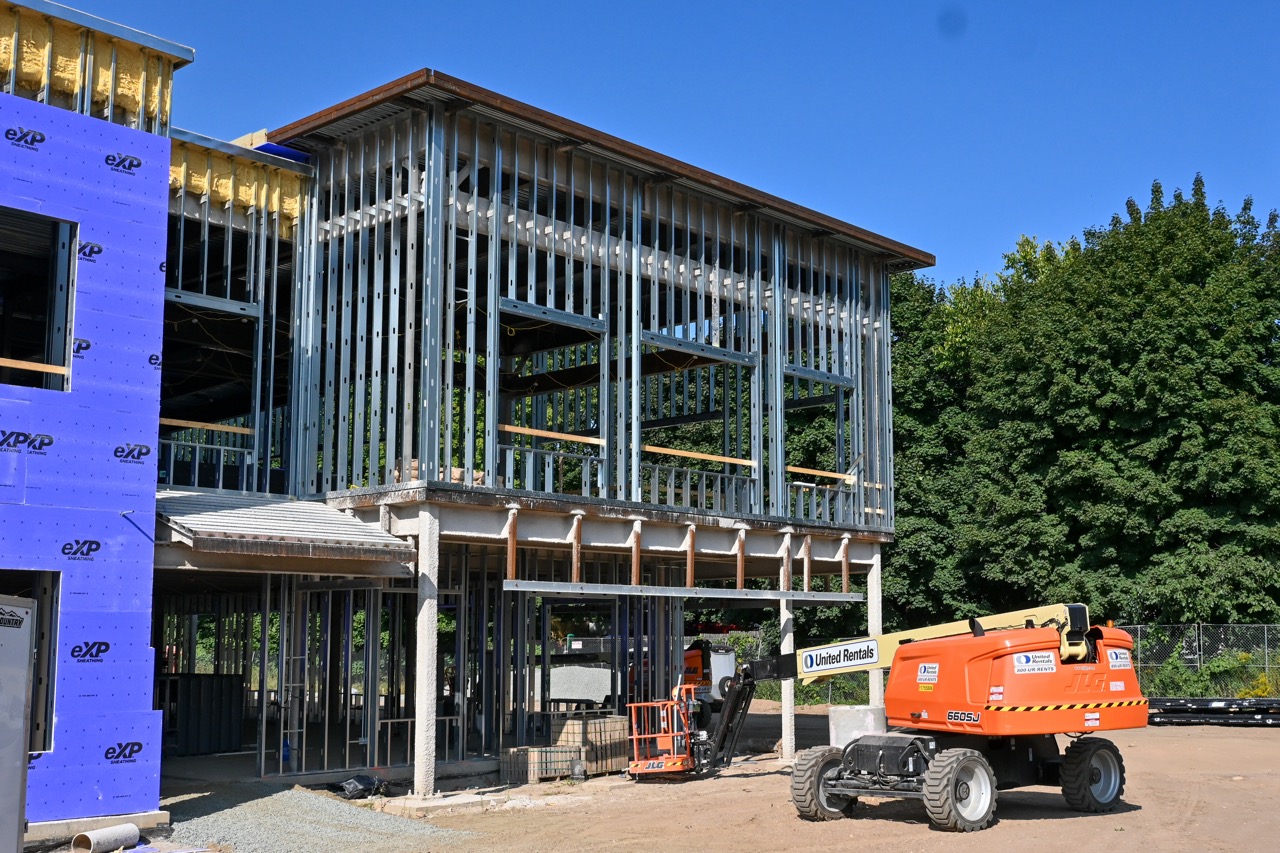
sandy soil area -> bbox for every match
[429,703,1280,853]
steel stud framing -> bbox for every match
[296,102,895,534]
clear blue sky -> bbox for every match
[78,0,1279,286]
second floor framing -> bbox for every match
[272,72,931,535]
[3,3,932,537]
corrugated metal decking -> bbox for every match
[156,489,415,560]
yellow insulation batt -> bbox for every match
[90,34,113,105]
[0,8,11,70]
[50,26,78,95]
[170,143,304,238]
[0,3,173,123]
[109,48,143,114]
[146,54,163,117]
[14,14,46,90]
[159,68,172,122]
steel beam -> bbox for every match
[502,579,863,604]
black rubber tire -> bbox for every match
[791,746,856,821]
[1061,737,1126,812]
[718,675,735,701]
[922,748,998,832]
[694,699,713,731]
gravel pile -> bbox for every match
[167,783,468,853]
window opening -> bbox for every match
[0,205,76,391]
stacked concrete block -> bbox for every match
[550,716,629,776]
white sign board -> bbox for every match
[0,594,35,851]
[799,638,880,676]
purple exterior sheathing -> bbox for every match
[0,92,168,822]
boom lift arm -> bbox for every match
[792,602,1092,684]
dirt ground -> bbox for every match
[429,702,1280,853]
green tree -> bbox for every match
[889,177,1280,624]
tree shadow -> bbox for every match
[161,777,295,823]
[849,788,1141,831]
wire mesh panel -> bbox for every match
[1121,624,1279,698]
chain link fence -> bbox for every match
[1120,624,1280,698]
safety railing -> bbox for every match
[638,462,755,514]
[495,423,881,525]
[159,441,254,491]
[500,443,606,498]
[787,481,855,524]
[158,417,255,491]
[373,714,414,768]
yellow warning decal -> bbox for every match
[984,699,1148,712]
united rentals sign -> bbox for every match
[799,638,880,676]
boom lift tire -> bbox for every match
[922,748,997,832]
[1061,737,1125,813]
[791,746,857,821]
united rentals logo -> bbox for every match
[62,539,101,561]
[5,126,46,150]
[105,153,143,174]
[800,638,879,675]
[0,607,25,629]
[71,640,110,661]
[1013,651,1057,674]
[114,443,152,463]
[78,242,103,263]
[104,742,143,764]
[0,429,55,454]
[73,338,92,359]
[1106,648,1133,670]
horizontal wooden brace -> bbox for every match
[0,357,68,376]
[160,417,254,436]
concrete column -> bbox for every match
[413,504,440,796]
[779,597,795,760]
[868,547,884,707]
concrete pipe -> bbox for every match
[71,822,140,852]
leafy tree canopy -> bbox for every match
[888,176,1280,625]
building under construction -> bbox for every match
[0,0,932,839]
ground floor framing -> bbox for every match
[16,484,884,837]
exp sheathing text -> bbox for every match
[0,91,168,822]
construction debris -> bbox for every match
[1148,697,1280,726]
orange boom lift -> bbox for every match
[628,603,1147,832]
